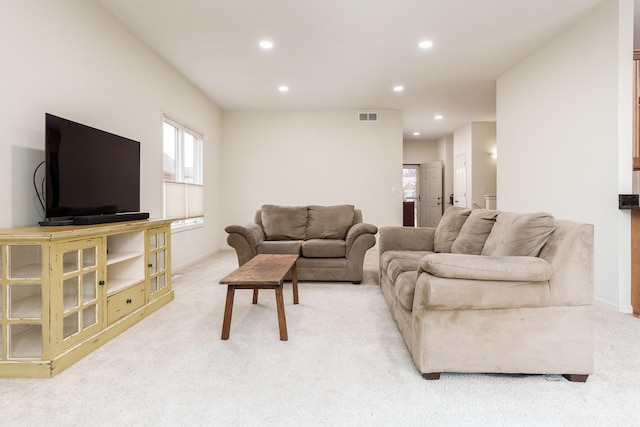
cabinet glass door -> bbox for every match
[2,244,44,359]
[147,228,170,299]
[54,239,103,351]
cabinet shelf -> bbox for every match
[9,324,43,359]
[7,263,41,280]
[107,278,143,295]
[107,251,144,265]
[9,294,42,319]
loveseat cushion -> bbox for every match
[481,212,556,257]
[419,253,554,282]
[394,271,418,311]
[302,239,346,258]
[306,205,355,239]
[261,205,308,240]
[451,209,498,255]
[256,240,303,255]
[434,206,471,253]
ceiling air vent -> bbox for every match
[358,112,378,122]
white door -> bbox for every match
[454,153,468,208]
[420,161,443,227]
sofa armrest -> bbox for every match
[418,253,553,282]
[379,226,435,254]
[225,223,265,265]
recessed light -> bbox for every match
[259,40,274,49]
[278,85,289,92]
[413,132,421,136]
[434,114,443,120]
[419,40,433,49]
[393,86,404,92]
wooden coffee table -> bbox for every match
[219,254,299,341]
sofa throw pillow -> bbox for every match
[451,209,499,255]
[481,211,556,257]
[261,205,308,240]
[434,206,472,253]
[306,204,355,239]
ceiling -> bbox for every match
[95,0,605,140]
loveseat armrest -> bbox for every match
[379,226,435,254]
[418,253,553,282]
[225,223,265,265]
[345,222,378,256]
[346,223,378,245]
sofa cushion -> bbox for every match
[387,258,421,282]
[256,240,303,255]
[380,250,431,272]
[422,274,551,310]
[261,205,308,240]
[451,209,499,255]
[434,206,472,253]
[481,212,556,257]
[306,205,355,239]
[420,253,554,282]
[301,239,346,258]
[394,271,418,311]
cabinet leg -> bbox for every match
[221,286,235,340]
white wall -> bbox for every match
[0,0,224,270]
[403,140,439,164]
[471,122,497,206]
[438,135,455,210]
[496,0,633,311]
[452,122,497,209]
[222,110,403,228]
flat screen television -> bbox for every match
[44,113,147,225]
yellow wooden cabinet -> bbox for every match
[0,219,173,377]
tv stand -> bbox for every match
[0,219,173,377]
[72,212,150,225]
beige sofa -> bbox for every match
[226,204,377,283]
[379,207,594,382]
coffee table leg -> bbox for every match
[221,285,236,340]
[274,285,288,341]
[252,288,259,304]
[291,263,299,305]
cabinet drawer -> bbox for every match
[107,282,145,324]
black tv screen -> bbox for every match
[45,113,141,220]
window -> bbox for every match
[163,117,204,228]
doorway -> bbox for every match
[454,153,468,207]
[403,165,419,226]
[420,161,444,226]
[403,162,444,227]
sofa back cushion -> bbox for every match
[434,206,471,253]
[261,205,308,240]
[451,209,499,255]
[306,204,355,239]
[481,211,556,257]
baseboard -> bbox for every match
[594,297,632,313]
[172,247,232,273]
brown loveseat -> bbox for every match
[225,204,377,283]
[379,207,594,381]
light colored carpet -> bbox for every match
[0,249,638,426]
